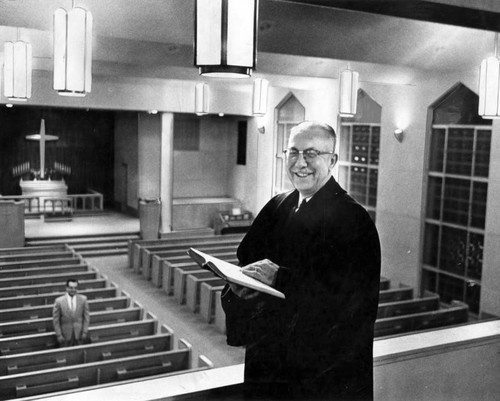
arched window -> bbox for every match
[273,94,305,195]
[338,89,381,221]
[422,83,492,316]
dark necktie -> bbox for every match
[295,199,307,214]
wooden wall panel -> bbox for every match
[0,106,114,206]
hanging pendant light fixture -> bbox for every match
[252,78,268,116]
[195,82,209,115]
[339,64,359,117]
[195,0,258,78]
[3,29,32,101]
[53,3,92,97]
[478,32,500,119]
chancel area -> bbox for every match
[0,1,499,400]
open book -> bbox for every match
[187,248,285,299]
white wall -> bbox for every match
[173,117,238,198]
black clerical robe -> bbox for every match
[222,177,381,400]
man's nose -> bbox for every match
[295,153,308,167]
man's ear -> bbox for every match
[330,153,338,169]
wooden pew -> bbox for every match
[132,234,243,273]
[0,257,81,271]
[199,280,226,323]
[175,271,217,305]
[186,276,225,313]
[378,285,414,303]
[173,257,238,304]
[377,292,440,319]
[214,289,226,334]
[0,333,173,375]
[127,229,215,267]
[0,296,130,322]
[379,276,390,291]
[139,236,242,276]
[0,244,68,257]
[0,307,144,338]
[0,340,211,401]
[374,301,469,337]
[211,283,423,335]
[0,263,89,279]
[0,287,119,309]
[0,250,75,263]
[149,243,239,285]
[0,319,161,355]
[0,278,107,298]
[0,270,97,288]
[162,263,205,296]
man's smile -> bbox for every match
[293,171,313,178]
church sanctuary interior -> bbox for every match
[1,0,500,400]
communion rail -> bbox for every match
[0,190,103,216]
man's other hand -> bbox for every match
[241,259,279,286]
[229,283,259,300]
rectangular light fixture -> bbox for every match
[195,0,258,78]
[339,65,359,117]
[195,82,209,115]
[478,33,500,119]
[253,78,269,116]
[53,6,92,96]
[3,41,32,101]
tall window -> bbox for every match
[338,90,381,221]
[422,84,492,316]
[273,94,305,195]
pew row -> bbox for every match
[0,270,98,288]
[0,296,131,322]
[0,307,144,338]
[0,318,165,355]
[199,281,226,323]
[127,229,216,266]
[377,292,440,319]
[0,257,82,271]
[0,263,90,279]
[0,286,120,311]
[146,241,240,283]
[0,333,173,375]
[374,301,469,337]
[0,278,107,298]
[0,339,212,401]
[0,250,75,264]
[0,244,69,257]
[132,234,243,273]
[173,258,238,304]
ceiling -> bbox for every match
[0,0,499,85]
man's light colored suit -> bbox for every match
[52,293,90,346]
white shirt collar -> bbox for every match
[66,293,76,307]
[298,194,312,207]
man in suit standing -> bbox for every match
[222,121,381,400]
[53,279,90,346]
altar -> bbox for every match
[20,179,68,198]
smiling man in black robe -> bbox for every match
[221,121,381,400]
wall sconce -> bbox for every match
[3,33,32,101]
[253,78,269,116]
[53,5,92,96]
[339,64,359,117]
[195,0,258,78]
[478,32,500,118]
[257,116,265,134]
[195,82,209,116]
[394,128,404,142]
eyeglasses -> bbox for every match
[283,148,334,162]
